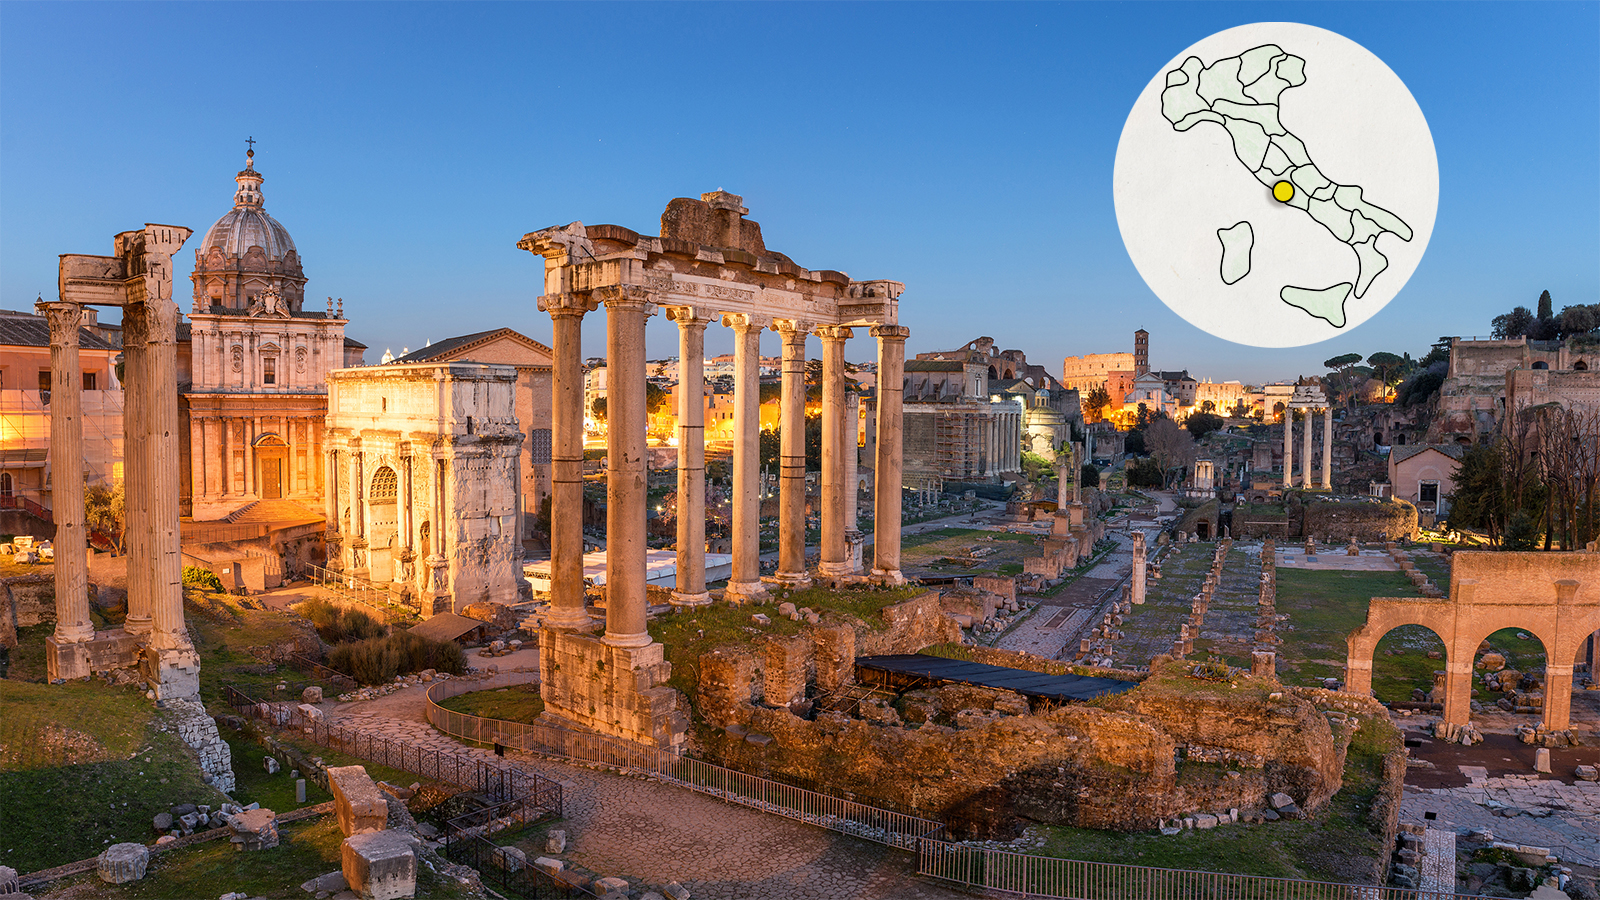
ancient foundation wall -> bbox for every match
[1303,500,1418,542]
[539,629,688,750]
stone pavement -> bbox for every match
[1399,774,1600,868]
[324,710,977,898]
[997,530,1132,659]
[1274,548,1399,572]
[1419,828,1456,892]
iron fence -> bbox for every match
[305,563,424,618]
[283,653,358,690]
[424,679,942,850]
[223,685,561,817]
[914,840,1477,900]
[443,833,596,899]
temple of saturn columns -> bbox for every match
[46,224,236,788]
[1282,383,1333,491]
[520,191,907,748]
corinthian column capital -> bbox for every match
[814,325,854,343]
[36,301,84,346]
[869,324,910,343]
[593,284,654,311]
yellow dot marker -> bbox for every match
[1272,181,1295,203]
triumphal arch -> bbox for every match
[520,191,907,747]
[1347,551,1600,737]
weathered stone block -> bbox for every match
[329,765,388,836]
[229,808,279,851]
[545,829,567,853]
[302,685,324,703]
[342,830,418,900]
[97,843,149,883]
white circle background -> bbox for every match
[1113,22,1438,347]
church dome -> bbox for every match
[192,147,308,313]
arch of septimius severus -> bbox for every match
[520,191,906,747]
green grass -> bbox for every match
[438,683,545,722]
[273,735,424,789]
[1371,625,1447,702]
[650,585,927,699]
[1028,711,1400,885]
[45,813,481,900]
[2,622,52,682]
[1273,568,1421,690]
[222,729,333,813]
[0,724,230,873]
[0,678,155,770]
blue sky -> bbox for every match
[2,1,1595,384]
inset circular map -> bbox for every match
[1113,22,1438,347]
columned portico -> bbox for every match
[668,308,710,606]
[520,193,905,749]
[1302,405,1314,488]
[771,319,812,586]
[41,302,94,678]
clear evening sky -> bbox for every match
[2,2,1595,384]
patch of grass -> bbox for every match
[274,735,423,789]
[0,679,154,770]
[0,724,228,873]
[2,622,52,682]
[222,729,333,813]
[1371,625,1447,703]
[1273,568,1422,689]
[326,631,467,685]
[438,683,545,722]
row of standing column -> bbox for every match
[42,297,191,678]
[1281,407,1334,490]
[539,293,907,649]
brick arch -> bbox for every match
[1347,554,1600,736]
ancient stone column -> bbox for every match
[669,310,710,606]
[843,391,863,573]
[1320,406,1334,491]
[870,325,909,585]
[1302,407,1314,489]
[1543,663,1573,733]
[143,295,192,655]
[598,286,652,648]
[40,302,94,681]
[544,303,591,629]
[724,314,768,603]
[121,304,152,636]
[1282,412,1293,489]
[817,326,853,578]
[1131,529,1147,605]
[773,320,811,585]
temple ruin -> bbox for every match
[519,191,907,747]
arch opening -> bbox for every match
[1370,624,1448,704]
[1471,627,1550,721]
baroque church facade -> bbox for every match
[178,149,365,520]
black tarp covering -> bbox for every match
[854,654,1139,702]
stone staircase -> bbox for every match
[222,500,322,526]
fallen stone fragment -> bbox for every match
[98,843,149,883]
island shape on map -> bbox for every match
[1217,221,1254,285]
[1160,44,1412,323]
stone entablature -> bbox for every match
[324,363,526,613]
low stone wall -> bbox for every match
[2,574,54,628]
[1304,499,1418,542]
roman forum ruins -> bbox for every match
[519,191,906,746]
[1282,382,1333,491]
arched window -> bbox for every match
[0,472,11,498]
[1532,361,1549,370]
[370,467,398,503]
[1575,360,1589,371]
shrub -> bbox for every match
[326,631,466,685]
[298,597,386,644]
[181,566,225,593]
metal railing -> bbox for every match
[424,678,943,850]
[444,831,596,899]
[283,653,358,691]
[306,563,424,618]
[915,841,1478,900]
[0,495,51,520]
[223,684,561,817]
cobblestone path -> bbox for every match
[327,711,978,899]
[1400,774,1600,868]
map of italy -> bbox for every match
[1159,44,1413,327]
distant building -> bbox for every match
[180,150,365,520]
[0,307,125,528]
[1388,443,1464,518]
[1432,336,1598,439]
[391,328,555,547]
[900,359,1022,480]
[325,362,527,614]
